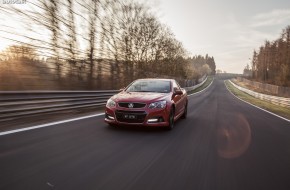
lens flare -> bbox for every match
[217,114,251,159]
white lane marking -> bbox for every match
[0,113,105,136]
[187,78,214,97]
[0,79,214,137]
[224,80,290,123]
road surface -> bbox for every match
[0,78,290,190]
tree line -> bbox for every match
[246,26,290,87]
[0,0,216,89]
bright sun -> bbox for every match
[0,38,11,52]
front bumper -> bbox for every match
[104,106,170,127]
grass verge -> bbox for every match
[187,76,213,95]
[225,80,290,120]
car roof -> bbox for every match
[135,78,174,82]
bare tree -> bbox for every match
[251,26,290,86]
[67,0,77,65]
[0,0,216,90]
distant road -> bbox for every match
[0,78,290,190]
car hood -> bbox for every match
[112,91,170,103]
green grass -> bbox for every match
[187,76,214,95]
[225,80,290,120]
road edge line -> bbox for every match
[0,113,105,136]
[224,80,290,123]
[188,77,214,97]
[0,78,214,136]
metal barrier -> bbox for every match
[0,90,119,121]
[0,77,209,121]
[236,77,290,97]
[184,76,208,92]
[229,80,290,108]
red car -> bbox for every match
[104,78,188,129]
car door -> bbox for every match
[176,81,187,114]
[172,81,183,115]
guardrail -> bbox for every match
[184,76,208,92]
[0,90,119,121]
[229,80,290,108]
[236,77,290,97]
[0,78,209,121]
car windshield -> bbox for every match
[126,80,171,93]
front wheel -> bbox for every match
[167,108,175,130]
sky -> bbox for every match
[143,0,290,73]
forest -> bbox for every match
[0,0,215,89]
[246,26,290,87]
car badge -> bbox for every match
[128,103,134,108]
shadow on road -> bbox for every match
[104,119,186,134]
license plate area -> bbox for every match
[124,114,136,119]
[115,110,147,123]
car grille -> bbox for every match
[115,110,147,123]
[118,102,146,108]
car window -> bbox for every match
[126,80,171,93]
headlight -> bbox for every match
[148,100,167,109]
[106,99,116,108]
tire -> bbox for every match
[167,108,175,130]
[181,102,188,119]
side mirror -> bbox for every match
[119,87,125,91]
[174,87,183,95]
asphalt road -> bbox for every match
[0,78,290,190]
